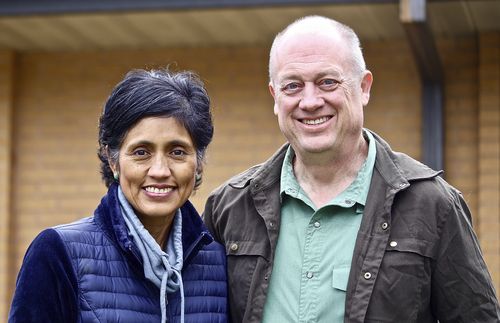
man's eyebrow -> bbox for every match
[317,70,342,78]
[278,69,343,82]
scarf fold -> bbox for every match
[118,187,185,323]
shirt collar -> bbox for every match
[280,129,377,208]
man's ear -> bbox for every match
[361,70,373,106]
[269,82,279,116]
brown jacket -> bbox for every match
[203,130,500,323]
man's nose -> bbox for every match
[299,83,324,110]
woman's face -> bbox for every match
[111,116,197,221]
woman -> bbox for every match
[9,69,227,323]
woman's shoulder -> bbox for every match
[28,227,67,254]
[52,216,99,241]
[193,239,226,268]
[10,228,80,323]
[25,216,98,260]
[203,239,226,253]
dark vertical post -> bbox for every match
[422,82,443,171]
[401,0,444,171]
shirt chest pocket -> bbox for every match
[332,265,351,292]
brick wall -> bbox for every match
[479,32,500,292]
[363,39,422,160]
[440,37,479,222]
[3,35,499,318]
[0,51,14,322]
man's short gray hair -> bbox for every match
[268,15,366,83]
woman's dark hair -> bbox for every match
[98,68,213,189]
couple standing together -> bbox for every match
[9,15,500,323]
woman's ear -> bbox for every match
[105,145,119,178]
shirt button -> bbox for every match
[269,221,274,228]
[314,221,321,228]
[381,222,389,230]
[364,272,372,279]
[306,271,314,279]
[390,241,398,247]
[345,199,353,205]
[230,243,238,251]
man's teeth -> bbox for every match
[145,187,172,194]
[302,116,330,125]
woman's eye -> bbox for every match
[171,149,186,157]
[133,149,148,156]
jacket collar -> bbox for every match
[94,183,213,261]
[369,130,442,189]
[229,144,288,190]
[228,129,441,192]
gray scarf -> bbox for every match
[118,187,185,323]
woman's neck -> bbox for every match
[138,214,174,248]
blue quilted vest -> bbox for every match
[55,184,227,322]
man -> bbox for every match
[203,15,500,322]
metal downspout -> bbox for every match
[400,0,444,172]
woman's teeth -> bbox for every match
[145,187,172,193]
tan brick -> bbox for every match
[3,33,500,315]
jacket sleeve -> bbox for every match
[431,189,500,322]
[9,228,79,323]
[202,193,223,244]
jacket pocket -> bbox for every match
[365,238,433,322]
[385,237,436,258]
[381,237,433,286]
[332,265,350,291]
[225,240,269,323]
[225,240,269,260]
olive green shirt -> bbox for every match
[262,130,376,323]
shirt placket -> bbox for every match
[298,212,323,323]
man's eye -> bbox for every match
[282,82,302,94]
[321,79,338,85]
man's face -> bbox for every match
[269,31,372,159]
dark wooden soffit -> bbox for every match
[0,0,397,16]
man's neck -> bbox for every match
[293,135,369,208]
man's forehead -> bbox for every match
[280,26,340,46]
[269,18,345,81]
[273,32,347,66]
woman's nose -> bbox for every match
[148,156,171,178]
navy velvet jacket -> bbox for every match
[9,184,228,323]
